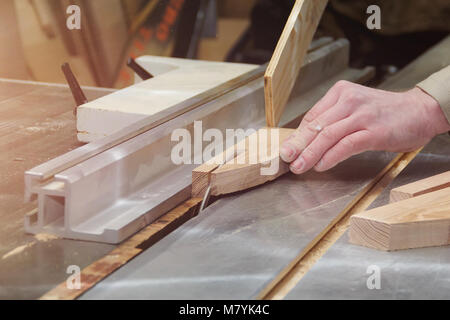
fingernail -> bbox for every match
[280,145,294,162]
[315,159,324,171]
[290,156,305,173]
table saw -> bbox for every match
[1,35,450,300]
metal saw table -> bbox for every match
[1,36,449,300]
[285,135,450,300]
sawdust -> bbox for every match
[24,120,72,134]
[1,234,58,260]
[2,242,35,260]
[35,233,59,242]
[25,126,42,133]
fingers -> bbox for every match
[289,117,360,174]
[280,80,372,173]
[300,81,344,126]
[279,84,343,163]
[280,98,351,163]
[314,130,373,172]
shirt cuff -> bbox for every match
[416,65,450,122]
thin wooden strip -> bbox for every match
[390,170,450,203]
[39,198,202,300]
[259,148,422,300]
[264,0,328,127]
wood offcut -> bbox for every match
[390,170,450,203]
[192,128,295,197]
[350,186,450,251]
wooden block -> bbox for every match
[191,130,258,197]
[349,187,450,251]
[192,128,294,197]
[77,57,258,142]
[390,171,450,203]
[264,0,328,127]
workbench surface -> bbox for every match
[0,79,116,299]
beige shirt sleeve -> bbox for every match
[416,65,450,121]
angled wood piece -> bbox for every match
[390,171,450,203]
[349,187,450,251]
[191,134,249,197]
[264,0,328,127]
[192,128,295,197]
[192,163,221,198]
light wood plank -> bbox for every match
[349,187,450,251]
[78,57,258,142]
[264,0,328,127]
[390,171,450,203]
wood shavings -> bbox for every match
[2,242,35,260]
[35,233,59,242]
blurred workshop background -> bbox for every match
[0,0,448,89]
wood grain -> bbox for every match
[390,171,450,203]
[78,57,258,142]
[350,186,450,251]
[264,0,328,127]
[192,128,295,197]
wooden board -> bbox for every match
[78,57,258,142]
[264,0,328,127]
[192,128,294,197]
[390,171,450,203]
[349,187,450,251]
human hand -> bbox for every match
[280,80,450,174]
